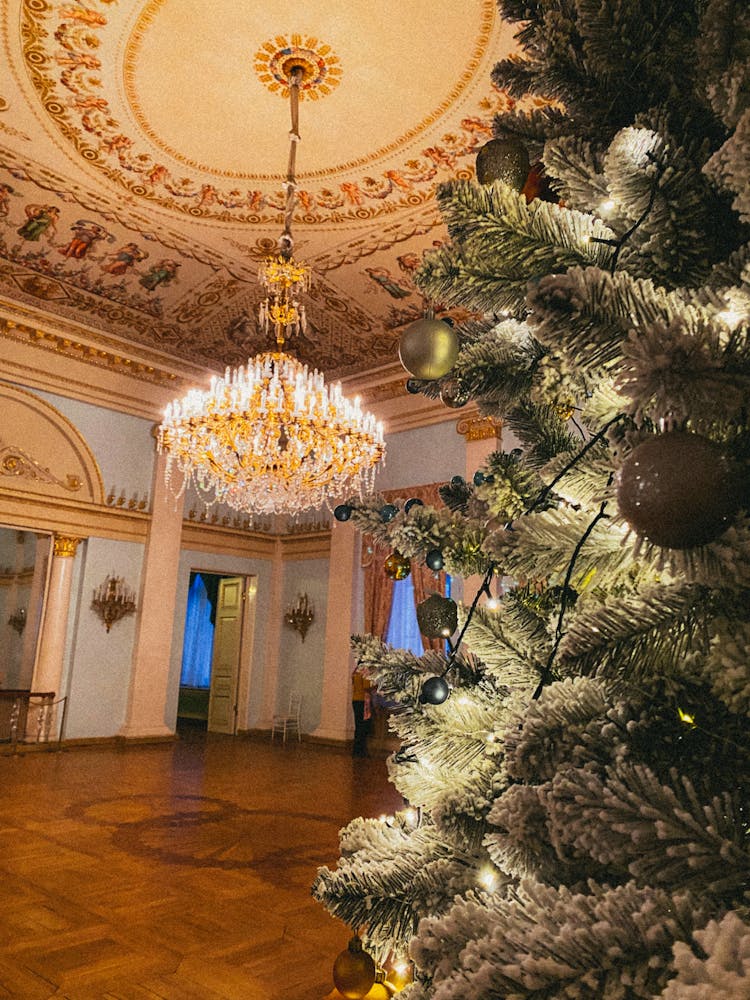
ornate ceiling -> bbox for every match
[0,0,518,382]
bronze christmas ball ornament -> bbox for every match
[616,431,744,549]
[332,936,377,999]
[439,377,470,408]
[384,551,411,581]
[475,136,531,190]
[399,318,459,380]
[417,593,458,638]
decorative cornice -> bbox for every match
[1,315,182,388]
[0,488,149,543]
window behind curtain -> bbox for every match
[180,572,215,688]
[385,573,452,656]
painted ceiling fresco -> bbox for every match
[0,0,522,379]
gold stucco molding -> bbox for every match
[1,445,82,493]
[456,415,503,442]
[53,535,82,558]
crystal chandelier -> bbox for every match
[158,67,385,516]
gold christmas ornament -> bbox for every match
[475,136,530,190]
[384,551,411,581]
[333,936,377,999]
[362,970,398,999]
[399,318,459,380]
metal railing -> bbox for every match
[0,690,68,750]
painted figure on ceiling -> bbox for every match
[396,252,421,276]
[340,182,363,206]
[139,259,180,291]
[59,219,113,259]
[17,204,60,242]
[364,266,412,299]
[101,242,149,276]
[0,183,14,217]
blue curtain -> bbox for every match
[180,573,215,688]
[385,575,424,656]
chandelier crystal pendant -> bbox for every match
[158,66,385,516]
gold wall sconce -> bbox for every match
[8,607,26,634]
[91,574,136,633]
[285,593,314,642]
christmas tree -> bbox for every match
[313,1,750,996]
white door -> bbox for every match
[207,576,244,734]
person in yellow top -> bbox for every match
[351,666,372,758]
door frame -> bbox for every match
[178,569,258,734]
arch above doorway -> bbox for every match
[0,383,104,506]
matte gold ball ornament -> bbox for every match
[475,136,531,190]
[616,431,744,549]
[332,937,377,999]
[399,318,459,380]
[384,551,411,581]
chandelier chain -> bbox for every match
[281,68,302,255]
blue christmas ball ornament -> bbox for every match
[404,497,424,514]
[473,470,485,486]
[425,548,444,571]
[419,675,450,705]
[334,504,353,522]
[451,475,466,488]
[380,503,399,523]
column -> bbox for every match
[312,520,360,743]
[120,450,184,739]
[258,540,284,728]
[33,535,81,697]
[20,534,51,689]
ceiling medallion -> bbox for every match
[254,35,342,100]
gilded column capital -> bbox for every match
[53,535,82,558]
[456,415,502,442]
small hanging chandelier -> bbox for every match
[158,66,385,516]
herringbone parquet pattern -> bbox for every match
[0,731,402,1000]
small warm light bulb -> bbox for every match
[718,307,744,329]
[486,732,497,743]
[599,198,616,215]
[478,866,498,891]
[404,808,418,827]
[485,596,500,611]
[678,707,697,728]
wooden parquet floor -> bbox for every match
[0,730,403,1000]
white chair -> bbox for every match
[270,691,302,743]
